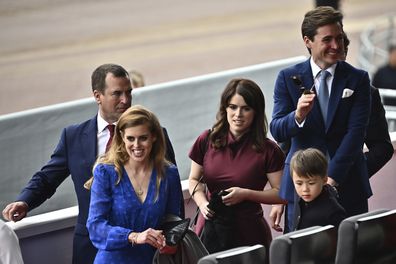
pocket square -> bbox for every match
[342,88,354,98]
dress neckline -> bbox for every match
[123,167,156,204]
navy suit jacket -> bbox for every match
[17,116,177,264]
[270,59,372,211]
[365,87,393,177]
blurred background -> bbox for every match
[0,0,395,115]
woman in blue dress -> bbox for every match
[86,105,183,264]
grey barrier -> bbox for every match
[0,99,96,216]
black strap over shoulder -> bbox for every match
[188,129,211,227]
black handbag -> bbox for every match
[160,214,191,246]
[201,190,235,253]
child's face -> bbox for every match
[292,171,327,202]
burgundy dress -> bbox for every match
[189,130,285,250]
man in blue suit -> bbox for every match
[269,7,372,232]
[2,64,177,263]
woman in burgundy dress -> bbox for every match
[188,78,286,256]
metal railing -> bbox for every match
[358,14,396,78]
[358,14,396,132]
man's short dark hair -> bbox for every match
[301,6,344,41]
[91,64,130,93]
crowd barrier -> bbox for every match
[379,88,396,132]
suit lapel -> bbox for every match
[81,116,98,173]
[326,62,348,131]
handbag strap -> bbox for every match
[188,129,211,228]
[187,128,211,205]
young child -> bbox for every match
[290,148,346,230]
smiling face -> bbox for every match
[292,172,327,202]
[122,124,156,163]
[226,93,255,138]
[304,22,344,69]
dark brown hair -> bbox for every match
[301,6,343,41]
[210,78,268,152]
[290,148,328,179]
[91,64,130,93]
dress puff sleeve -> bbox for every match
[189,129,211,166]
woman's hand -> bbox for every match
[129,228,165,249]
[199,201,214,220]
[269,204,284,232]
[221,187,246,206]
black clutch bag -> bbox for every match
[207,190,230,216]
[160,215,191,246]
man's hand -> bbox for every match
[2,201,29,222]
[295,93,316,123]
[327,177,339,198]
[327,177,337,185]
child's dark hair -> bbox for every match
[290,148,328,179]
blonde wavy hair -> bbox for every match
[85,105,169,195]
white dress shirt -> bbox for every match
[96,112,116,156]
[310,57,337,97]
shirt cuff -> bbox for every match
[295,118,305,127]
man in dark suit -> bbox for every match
[280,35,394,177]
[269,7,372,232]
[341,34,394,177]
[365,87,394,175]
[2,64,177,263]
[372,45,396,91]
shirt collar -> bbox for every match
[97,112,116,133]
[309,57,337,79]
[227,130,251,145]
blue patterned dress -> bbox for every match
[87,163,183,264]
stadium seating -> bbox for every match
[198,244,266,264]
[269,225,337,264]
[335,208,396,264]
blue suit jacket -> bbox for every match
[17,116,177,264]
[270,59,372,210]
